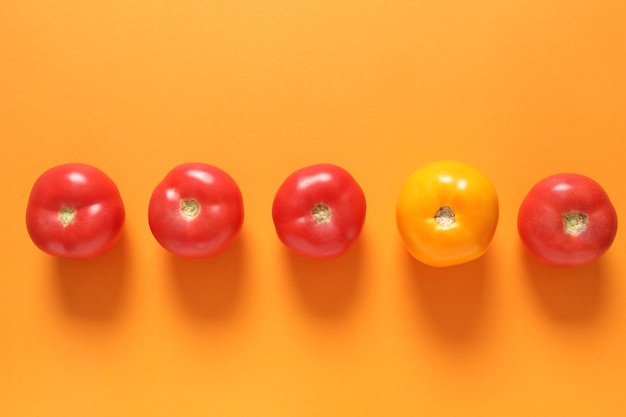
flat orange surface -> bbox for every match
[2,1,626,416]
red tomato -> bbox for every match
[25,163,125,259]
[148,163,244,258]
[517,173,618,267]
[272,163,366,259]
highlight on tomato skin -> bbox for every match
[517,173,618,267]
[148,163,244,258]
[396,160,499,267]
[271,163,366,260]
[25,163,126,259]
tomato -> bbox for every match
[148,163,244,258]
[272,164,366,259]
[517,173,618,267]
[396,160,499,267]
[25,163,125,259]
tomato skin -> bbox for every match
[148,163,244,258]
[272,164,366,259]
[396,160,499,267]
[25,164,125,259]
[517,173,617,267]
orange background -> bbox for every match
[2,1,626,415]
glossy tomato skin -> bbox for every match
[517,173,617,267]
[272,164,366,259]
[396,160,499,267]
[25,163,125,259]
[148,163,244,258]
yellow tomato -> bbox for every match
[396,160,499,267]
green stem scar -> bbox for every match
[180,199,200,218]
[312,203,331,224]
[562,211,588,236]
[58,207,76,226]
[434,206,455,229]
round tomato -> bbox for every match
[396,160,499,267]
[148,163,244,258]
[272,163,366,259]
[25,163,125,259]
[517,173,617,267]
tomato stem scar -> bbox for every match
[312,203,331,224]
[434,206,455,229]
[58,207,76,226]
[562,211,588,236]
[180,199,200,218]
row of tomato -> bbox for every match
[25,161,618,268]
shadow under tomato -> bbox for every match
[521,244,605,323]
[53,233,129,321]
[168,235,246,321]
[286,238,364,320]
[404,245,491,345]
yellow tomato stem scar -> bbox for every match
[434,206,455,229]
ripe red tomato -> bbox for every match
[148,163,244,258]
[517,173,618,267]
[25,163,125,259]
[272,163,366,259]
